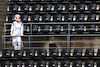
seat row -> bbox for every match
[5,24,100,35]
[8,0,100,2]
[1,60,100,67]
[2,48,100,58]
[6,14,100,22]
[24,24,100,33]
[7,4,100,12]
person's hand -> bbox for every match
[23,34,24,37]
[21,34,24,37]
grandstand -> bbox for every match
[1,0,100,67]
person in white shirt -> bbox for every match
[11,14,24,50]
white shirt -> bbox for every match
[11,21,24,36]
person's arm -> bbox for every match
[10,23,14,36]
[21,23,24,36]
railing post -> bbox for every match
[30,23,32,48]
[2,36,3,51]
[67,23,70,48]
[29,36,30,49]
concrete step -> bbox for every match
[0,0,7,49]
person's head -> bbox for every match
[14,14,21,22]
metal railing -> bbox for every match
[2,22,100,50]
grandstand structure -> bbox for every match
[1,0,100,67]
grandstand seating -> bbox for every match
[6,14,100,23]
[3,48,100,57]
[13,61,23,67]
[1,61,11,67]
[37,60,46,67]
[49,60,58,67]
[5,24,100,35]
[85,60,94,67]
[3,0,100,66]
[37,49,47,57]
[2,60,100,67]
[85,48,94,57]
[26,49,35,57]
[97,60,100,67]
[73,60,82,67]
[61,48,70,57]
[2,49,12,57]
[24,60,34,67]
[61,60,70,67]
[14,50,24,57]
[73,49,82,57]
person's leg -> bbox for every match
[17,37,22,50]
[12,37,17,50]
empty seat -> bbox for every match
[88,4,97,11]
[55,0,64,1]
[96,60,100,67]
[85,60,94,67]
[32,4,41,11]
[5,25,11,35]
[7,15,15,22]
[49,48,59,57]
[32,25,38,33]
[2,49,12,57]
[32,24,38,33]
[42,14,51,21]
[97,49,100,56]
[25,60,34,67]
[26,50,35,57]
[44,0,52,1]
[10,0,19,1]
[37,49,47,57]
[21,15,28,22]
[21,5,30,11]
[6,25,11,29]
[88,14,96,21]
[61,48,70,57]
[49,60,58,67]
[61,60,70,67]
[32,0,41,1]
[21,0,30,1]
[75,25,84,33]
[64,14,73,21]
[1,61,11,67]
[85,49,94,57]
[66,4,74,11]
[9,5,18,11]
[54,4,63,11]
[31,15,40,21]
[63,25,68,32]
[73,60,82,67]
[66,0,73,1]
[86,25,95,33]
[14,50,24,57]
[73,49,82,57]
[76,0,85,2]
[76,4,85,11]
[43,4,52,11]
[53,14,62,21]
[13,61,23,67]
[41,25,50,33]
[52,25,61,33]
[76,14,85,21]
[37,60,46,67]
